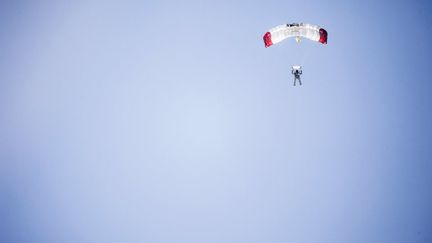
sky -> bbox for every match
[1,0,432,242]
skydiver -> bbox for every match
[292,68,302,86]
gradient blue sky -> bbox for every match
[1,1,432,242]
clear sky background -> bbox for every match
[1,0,432,242]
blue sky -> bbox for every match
[1,1,432,242]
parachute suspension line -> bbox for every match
[300,43,313,67]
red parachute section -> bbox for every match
[319,28,328,44]
[263,32,273,48]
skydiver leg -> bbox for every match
[298,77,302,85]
[293,77,296,86]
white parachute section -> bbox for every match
[263,23,328,47]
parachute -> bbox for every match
[263,23,328,47]
[263,23,328,85]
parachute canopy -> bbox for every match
[263,23,328,47]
